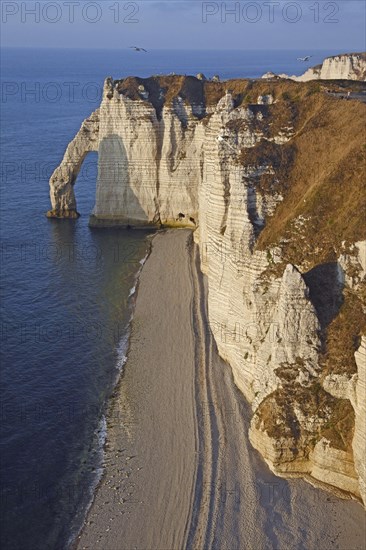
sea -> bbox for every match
[0,47,341,550]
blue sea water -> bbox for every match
[0,47,339,550]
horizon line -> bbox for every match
[2,46,363,52]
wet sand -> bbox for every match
[76,229,366,550]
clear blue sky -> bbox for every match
[1,0,365,51]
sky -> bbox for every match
[1,0,365,51]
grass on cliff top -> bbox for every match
[249,93,366,382]
[116,75,364,117]
[118,77,365,268]
[255,93,366,266]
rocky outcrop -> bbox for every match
[263,52,366,82]
[48,73,366,504]
[320,336,366,504]
[47,109,99,218]
[353,337,366,504]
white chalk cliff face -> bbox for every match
[48,109,99,218]
[262,52,366,82]
[48,74,366,505]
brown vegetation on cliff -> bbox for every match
[257,380,355,454]
[255,93,366,266]
[239,89,366,394]
[246,88,365,469]
[321,289,366,376]
[117,74,364,121]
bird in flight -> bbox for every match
[130,46,147,52]
[297,55,312,62]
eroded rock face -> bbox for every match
[47,109,99,218]
[302,53,366,81]
[317,336,366,503]
[92,87,160,226]
[353,337,366,504]
[263,52,366,82]
[48,74,366,504]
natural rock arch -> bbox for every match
[47,109,100,218]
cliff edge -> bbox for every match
[48,71,366,505]
[263,52,366,82]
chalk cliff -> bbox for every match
[48,73,366,504]
[47,109,99,218]
[262,52,366,82]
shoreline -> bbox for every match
[76,229,199,549]
[76,229,366,550]
[69,235,154,550]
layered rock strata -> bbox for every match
[48,109,99,218]
[262,52,366,82]
[48,72,366,505]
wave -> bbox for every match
[67,415,107,549]
[68,243,152,548]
